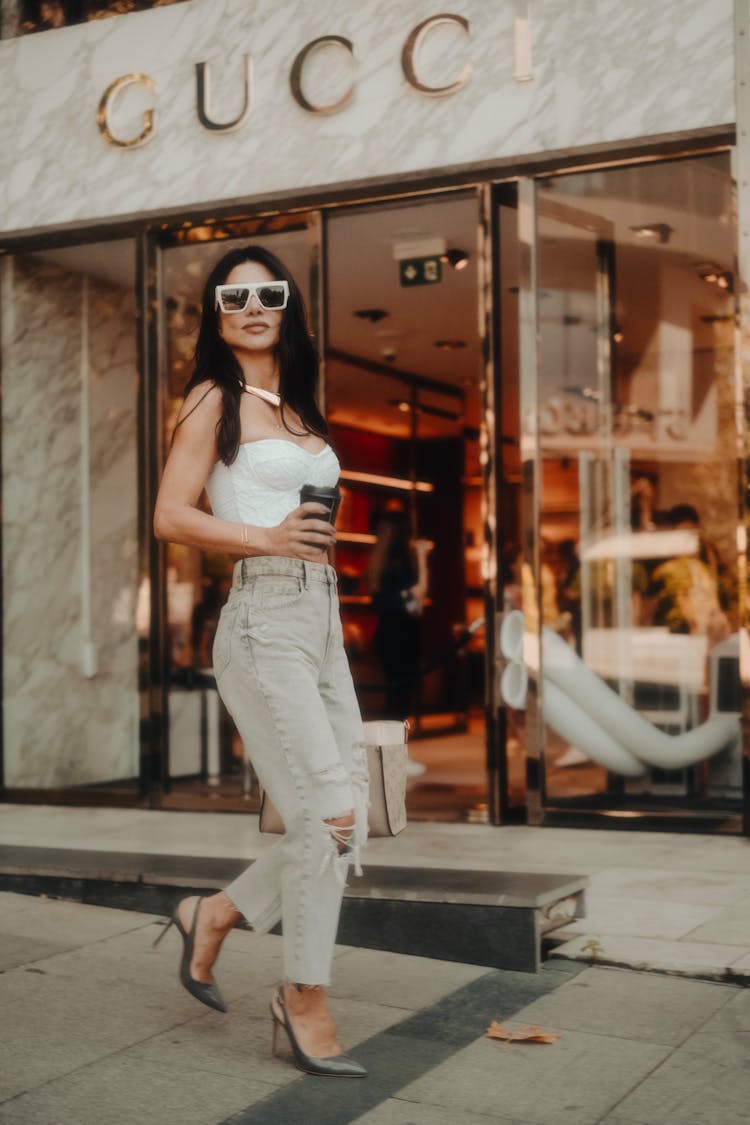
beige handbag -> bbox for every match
[259,719,408,837]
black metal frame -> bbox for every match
[137,229,168,800]
[520,149,746,837]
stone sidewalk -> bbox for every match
[1,892,749,1125]
[2,805,750,980]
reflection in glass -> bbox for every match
[326,194,489,821]
[534,154,742,815]
[4,1,186,38]
[161,222,313,798]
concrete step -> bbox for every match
[0,845,587,973]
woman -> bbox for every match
[153,245,369,1079]
[368,505,431,722]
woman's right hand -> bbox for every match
[265,503,336,560]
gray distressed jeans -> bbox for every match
[213,555,369,986]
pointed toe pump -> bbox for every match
[153,897,227,1014]
[270,988,367,1078]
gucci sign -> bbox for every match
[97,12,530,148]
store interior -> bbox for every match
[6,152,742,827]
[161,193,492,821]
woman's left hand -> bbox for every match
[265,503,336,560]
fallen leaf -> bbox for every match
[581,938,604,960]
[486,1021,560,1045]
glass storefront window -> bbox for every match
[0,240,140,791]
[159,218,316,803]
[326,194,488,822]
[526,153,743,821]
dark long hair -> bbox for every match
[180,244,327,465]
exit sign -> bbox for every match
[399,256,442,287]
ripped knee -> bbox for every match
[324,812,355,854]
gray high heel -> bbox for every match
[270,987,367,1078]
[153,898,227,1014]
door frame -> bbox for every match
[515,159,747,834]
[144,185,505,813]
[147,211,324,808]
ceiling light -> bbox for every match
[388,398,461,421]
[695,264,733,292]
[337,532,377,545]
[353,308,389,322]
[630,223,673,244]
[434,339,467,350]
[441,248,471,270]
[339,469,434,493]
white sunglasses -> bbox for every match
[215,280,290,313]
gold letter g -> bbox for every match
[97,74,156,148]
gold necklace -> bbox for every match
[242,383,283,429]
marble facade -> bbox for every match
[0,0,735,236]
[0,0,744,812]
[1,254,139,787]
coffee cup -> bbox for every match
[299,483,342,526]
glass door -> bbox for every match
[517,153,744,828]
[155,214,320,808]
[324,191,490,822]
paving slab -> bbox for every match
[549,934,750,981]
[324,945,489,1010]
[352,1098,524,1124]
[0,1056,274,1125]
[121,1002,298,1089]
[683,987,750,1061]
[124,992,410,1087]
[0,949,211,1101]
[508,965,737,1046]
[0,890,40,914]
[683,902,750,946]
[326,995,418,1047]
[1,807,747,880]
[0,932,72,971]
[550,896,719,940]
[599,1007,750,1124]
[584,866,750,907]
[384,963,577,1049]
[392,1027,671,1125]
[0,896,155,944]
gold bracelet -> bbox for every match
[241,524,251,555]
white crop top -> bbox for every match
[205,439,340,528]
